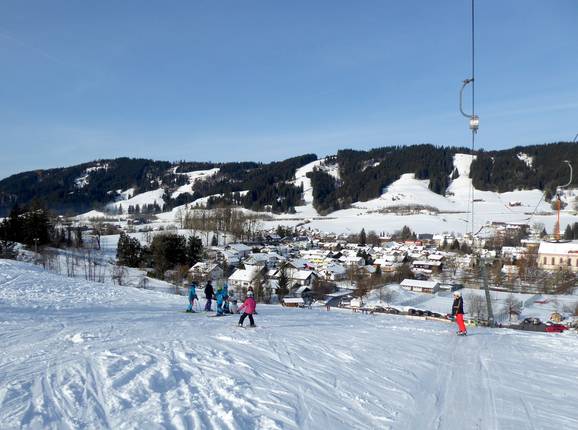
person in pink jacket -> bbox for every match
[238,291,256,327]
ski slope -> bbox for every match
[1,260,578,429]
[263,153,576,235]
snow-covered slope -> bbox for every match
[291,159,324,217]
[108,188,166,212]
[262,153,572,235]
[171,168,220,199]
[2,260,578,429]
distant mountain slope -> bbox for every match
[471,142,578,197]
[0,142,576,217]
[0,155,316,216]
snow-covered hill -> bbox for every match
[260,153,576,235]
[1,260,578,429]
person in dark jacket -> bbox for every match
[204,281,214,312]
[451,291,467,335]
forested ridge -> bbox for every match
[0,142,576,216]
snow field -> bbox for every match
[2,260,578,429]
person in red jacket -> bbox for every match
[238,291,256,327]
[452,291,467,335]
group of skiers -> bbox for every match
[187,279,466,333]
[186,280,257,327]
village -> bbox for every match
[175,219,578,329]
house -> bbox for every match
[282,297,306,308]
[537,241,578,273]
[228,267,263,292]
[217,250,241,267]
[340,255,365,267]
[412,260,442,274]
[188,262,224,282]
[286,268,319,287]
[319,262,347,281]
[400,279,440,294]
[227,243,252,258]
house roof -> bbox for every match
[538,241,578,256]
[228,268,261,282]
[228,243,252,252]
[283,297,305,304]
[412,260,442,267]
[400,279,439,289]
[291,270,317,281]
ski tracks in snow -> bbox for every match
[3,260,578,429]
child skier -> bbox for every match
[230,298,239,314]
[238,291,256,327]
[451,291,467,335]
[204,280,214,312]
[215,286,225,317]
[223,282,230,314]
[186,281,198,313]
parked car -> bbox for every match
[522,317,542,325]
[384,307,400,315]
[545,324,568,333]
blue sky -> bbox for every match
[1,0,577,179]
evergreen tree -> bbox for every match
[359,228,367,246]
[186,236,204,266]
[116,232,143,267]
[150,233,188,275]
[277,263,290,300]
[564,224,573,240]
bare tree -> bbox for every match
[501,294,521,322]
[379,285,397,306]
[111,264,128,286]
[466,294,487,320]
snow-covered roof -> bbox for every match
[291,270,317,281]
[538,241,578,256]
[283,297,305,304]
[412,260,442,267]
[229,243,252,252]
[189,262,221,273]
[400,279,439,289]
[228,268,261,282]
[324,263,346,275]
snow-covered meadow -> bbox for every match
[1,259,578,429]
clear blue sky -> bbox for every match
[1,0,577,179]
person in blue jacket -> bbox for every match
[186,281,198,313]
[222,282,230,313]
[215,285,225,316]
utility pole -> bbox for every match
[459,0,494,326]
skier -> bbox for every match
[222,282,230,314]
[238,291,256,327]
[230,298,239,314]
[204,280,214,312]
[215,285,225,316]
[451,291,467,335]
[186,281,198,313]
